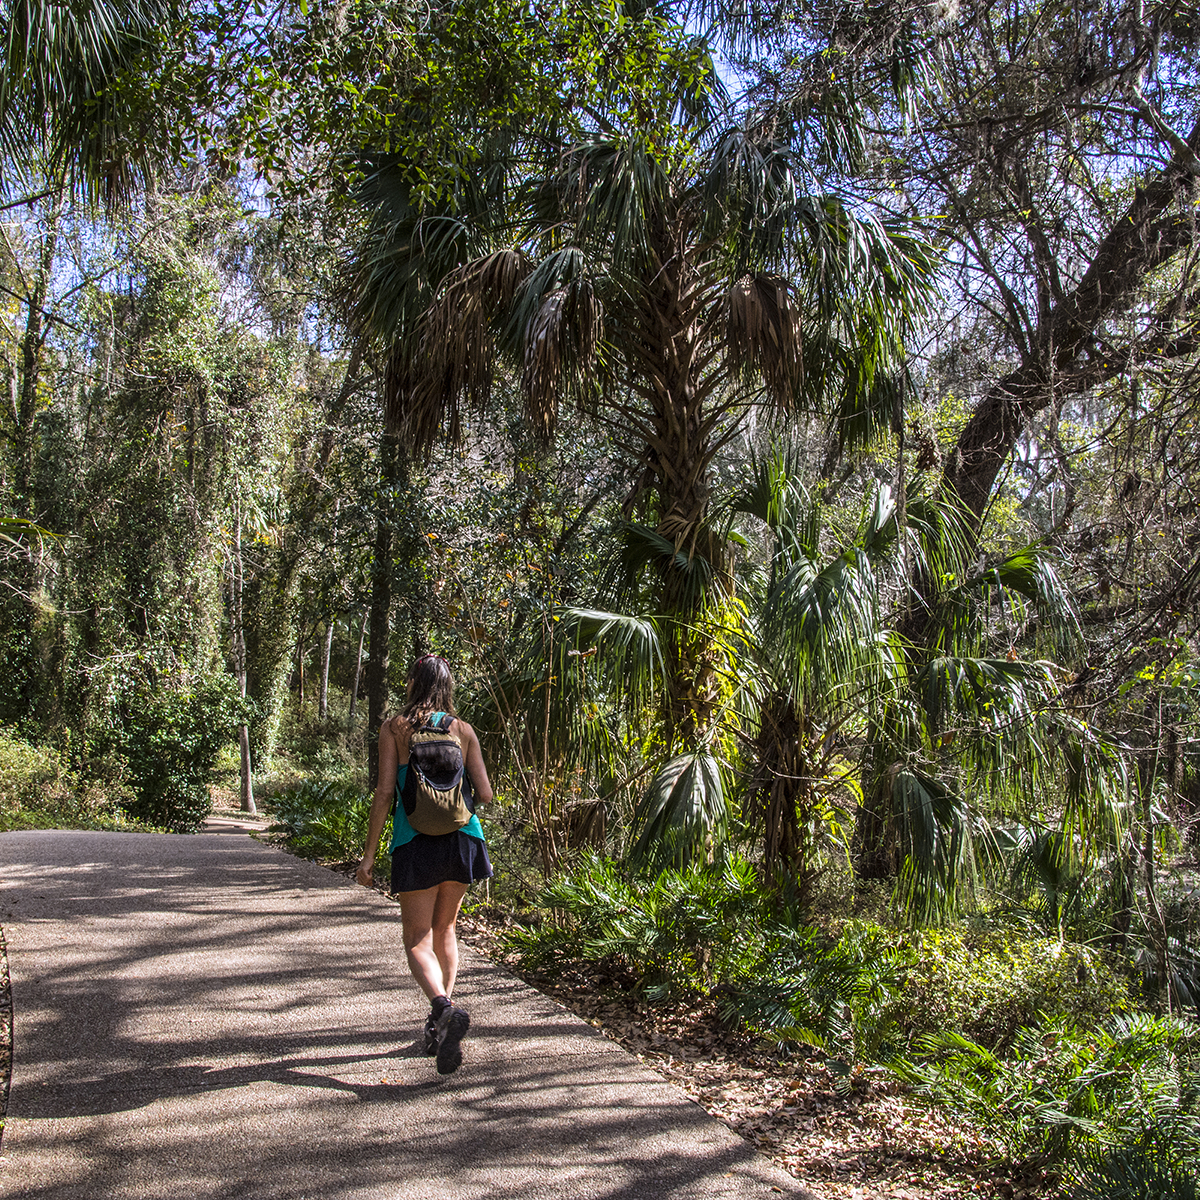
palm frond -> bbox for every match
[406,248,532,449]
[700,125,801,267]
[1,0,177,205]
[508,247,602,438]
[630,750,729,868]
[966,546,1084,660]
[918,655,1056,740]
[1058,717,1128,858]
[557,606,670,713]
[763,542,883,704]
[887,767,975,922]
[0,514,58,553]
[609,523,727,613]
[795,202,938,451]
[345,165,476,344]
[905,490,976,595]
[570,136,668,273]
[728,442,811,534]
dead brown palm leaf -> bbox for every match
[403,249,533,450]
[522,278,602,439]
[726,275,803,413]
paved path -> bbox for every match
[0,829,811,1200]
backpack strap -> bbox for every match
[433,711,454,732]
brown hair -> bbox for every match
[400,654,456,723]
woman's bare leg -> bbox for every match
[398,886,445,1000]
[431,880,468,996]
[398,881,469,1000]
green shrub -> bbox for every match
[512,855,1196,1177]
[514,855,1133,1062]
[509,852,768,998]
[266,778,388,864]
[1068,1124,1200,1199]
[727,920,911,1068]
[897,928,1132,1050]
[118,674,251,832]
[0,727,135,831]
[0,728,70,812]
[895,1013,1200,1169]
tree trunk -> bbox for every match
[348,608,367,721]
[295,633,305,705]
[943,116,1200,526]
[367,431,403,788]
[15,202,60,520]
[750,695,815,906]
[639,239,727,754]
[853,730,899,882]
[230,509,256,815]
[318,498,340,722]
[7,193,62,724]
[319,619,334,721]
[238,724,254,814]
[243,553,302,770]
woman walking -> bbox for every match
[356,654,494,1074]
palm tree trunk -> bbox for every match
[637,241,727,752]
[751,696,813,907]
[854,731,899,882]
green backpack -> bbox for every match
[400,713,473,835]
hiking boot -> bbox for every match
[423,1012,438,1056]
[434,1003,470,1075]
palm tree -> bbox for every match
[730,445,900,905]
[345,8,936,866]
[851,513,1128,921]
[396,68,933,746]
[0,0,177,206]
[730,446,1127,919]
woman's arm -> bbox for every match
[458,720,494,804]
[356,718,411,887]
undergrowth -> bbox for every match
[264,777,388,863]
[508,850,1200,1188]
[0,726,154,833]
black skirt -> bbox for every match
[389,830,493,893]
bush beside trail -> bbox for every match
[0,669,251,834]
[0,728,142,832]
[506,852,1200,1193]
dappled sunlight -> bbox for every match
[0,830,809,1200]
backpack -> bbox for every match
[398,712,474,836]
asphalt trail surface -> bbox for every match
[0,829,811,1200]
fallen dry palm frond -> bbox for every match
[401,249,533,450]
[727,275,803,413]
